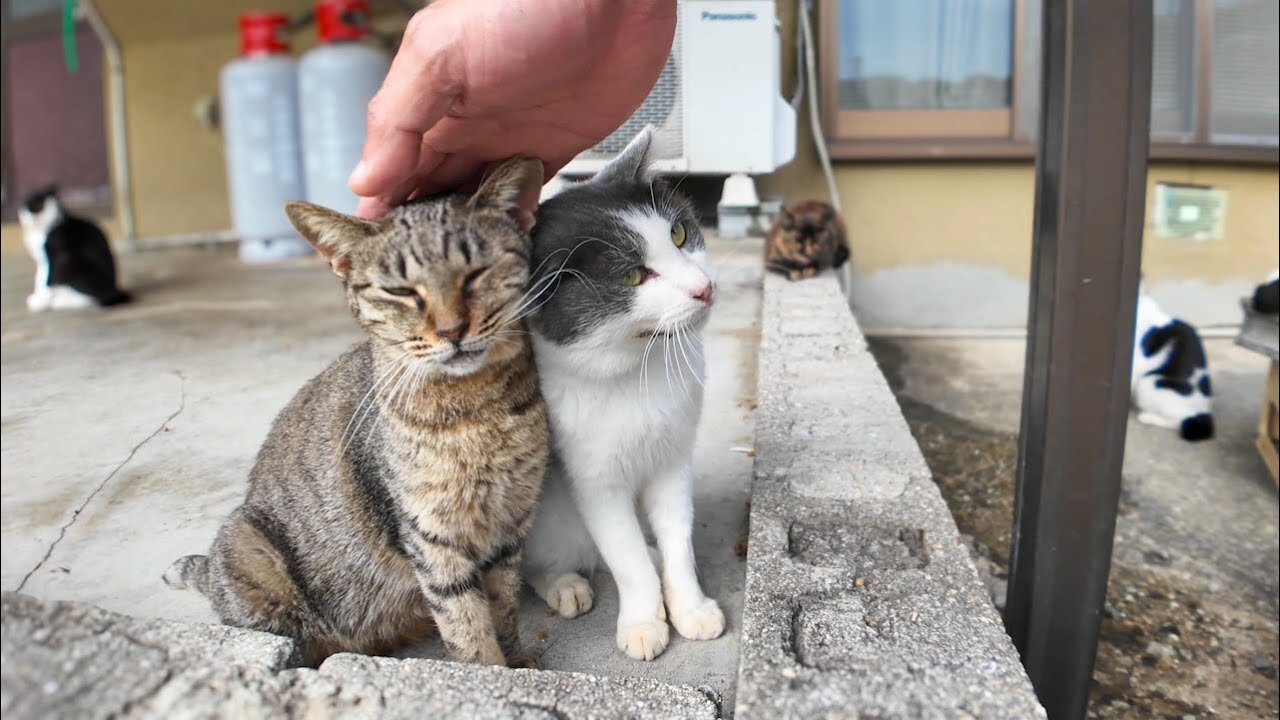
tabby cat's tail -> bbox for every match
[163,554,212,595]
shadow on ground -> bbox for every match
[869,337,1279,720]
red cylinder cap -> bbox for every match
[315,0,372,43]
[239,12,291,56]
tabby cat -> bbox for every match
[164,158,549,667]
[764,199,849,281]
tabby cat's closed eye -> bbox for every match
[383,286,416,297]
[462,267,487,297]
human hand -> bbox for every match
[347,0,677,218]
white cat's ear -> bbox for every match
[593,125,655,186]
[469,157,544,233]
[284,201,378,279]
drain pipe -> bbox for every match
[796,0,851,294]
[78,0,136,250]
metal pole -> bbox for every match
[1003,1,1153,719]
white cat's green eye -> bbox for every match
[622,268,645,287]
[671,221,687,248]
[383,287,415,297]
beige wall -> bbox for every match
[0,0,404,251]
[758,0,1278,329]
[759,112,1278,328]
[121,33,241,238]
[6,0,1275,329]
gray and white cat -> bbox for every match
[521,128,725,661]
[18,185,130,311]
[1131,290,1214,441]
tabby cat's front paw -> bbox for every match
[669,597,725,641]
[506,653,541,670]
[616,618,670,661]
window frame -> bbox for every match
[818,0,1280,164]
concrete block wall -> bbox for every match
[733,272,1045,719]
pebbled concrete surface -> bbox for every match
[870,335,1280,719]
[0,236,760,710]
[734,273,1045,720]
[0,592,719,720]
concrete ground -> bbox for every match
[869,336,1280,719]
[0,236,762,708]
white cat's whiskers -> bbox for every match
[661,324,692,404]
[675,324,704,389]
[638,322,665,399]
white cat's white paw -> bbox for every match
[26,292,51,312]
[669,597,725,641]
[1137,411,1177,429]
[543,573,594,618]
[616,618,670,661]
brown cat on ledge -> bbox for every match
[765,200,849,281]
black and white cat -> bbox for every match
[521,128,724,661]
[18,185,130,311]
[1251,269,1279,315]
[1131,291,1214,441]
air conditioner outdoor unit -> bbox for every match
[556,0,796,218]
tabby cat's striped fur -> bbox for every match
[165,158,549,667]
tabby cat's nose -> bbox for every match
[436,320,468,344]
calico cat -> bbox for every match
[764,199,849,281]
[1131,291,1214,442]
[164,158,549,667]
[521,128,724,661]
[18,185,131,311]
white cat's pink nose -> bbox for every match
[691,283,713,305]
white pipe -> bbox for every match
[797,0,849,294]
[78,0,136,250]
[798,0,840,211]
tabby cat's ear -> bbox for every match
[285,201,378,279]
[593,125,654,186]
[469,157,544,233]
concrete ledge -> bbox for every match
[734,273,1045,719]
[0,592,719,720]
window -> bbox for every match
[820,0,1280,161]
[1,0,112,220]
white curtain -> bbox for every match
[838,0,1014,111]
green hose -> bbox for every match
[62,0,78,72]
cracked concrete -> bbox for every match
[15,373,186,593]
[1,236,760,711]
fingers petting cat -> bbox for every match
[766,199,849,282]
